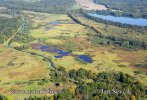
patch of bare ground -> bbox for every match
[75,0,108,10]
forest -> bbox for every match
[0,8,21,44]
[22,67,145,100]
[0,0,75,14]
[94,0,147,18]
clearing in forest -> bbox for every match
[75,0,108,10]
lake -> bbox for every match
[40,45,93,63]
[40,46,70,58]
[88,13,147,26]
[78,55,93,63]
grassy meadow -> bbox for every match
[0,11,147,99]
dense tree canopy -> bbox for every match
[94,0,147,18]
[0,0,75,14]
[0,8,21,44]
[25,68,146,100]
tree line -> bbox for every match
[0,67,146,100]
[0,0,75,14]
[24,67,146,100]
[93,0,147,18]
[68,12,147,50]
[0,9,21,44]
[0,95,7,100]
